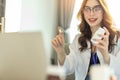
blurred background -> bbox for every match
[0,0,120,67]
[0,0,119,80]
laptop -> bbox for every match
[0,32,48,80]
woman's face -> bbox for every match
[83,0,103,28]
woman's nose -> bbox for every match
[90,9,94,16]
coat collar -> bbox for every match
[97,50,105,64]
[81,47,105,74]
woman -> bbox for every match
[52,0,120,80]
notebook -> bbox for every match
[0,32,48,80]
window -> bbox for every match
[68,0,82,43]
[5,0,22,32]
[106,0,120,28]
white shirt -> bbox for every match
[62,34,120,80]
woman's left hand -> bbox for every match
[95,27,110,64]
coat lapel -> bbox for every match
[97,50,105,64]
[81,49,91,73]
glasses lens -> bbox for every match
[93,5,102,12]
[84,7,90,13]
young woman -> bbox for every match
[52,0,120,80]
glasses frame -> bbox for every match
[83,5,103,14]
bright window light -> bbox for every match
[69,0,82,43]
[106,0,120,28]
[5,0,22,32]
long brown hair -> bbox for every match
[77,0,120,52]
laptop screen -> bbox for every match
[0,32,48,80]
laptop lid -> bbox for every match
[0,32,48,80]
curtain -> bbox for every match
[58,0,75,30]
[58,0,75,54]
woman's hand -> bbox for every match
[111,75,117,80]
[95,27,110,64]
[51,27,66,65]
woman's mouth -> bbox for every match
[88,18,97,23]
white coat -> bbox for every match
[62,34,120,80]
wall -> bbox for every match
[20,0,58,59]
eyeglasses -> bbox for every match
[83,5,103,14]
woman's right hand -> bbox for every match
[51,27,66,65]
